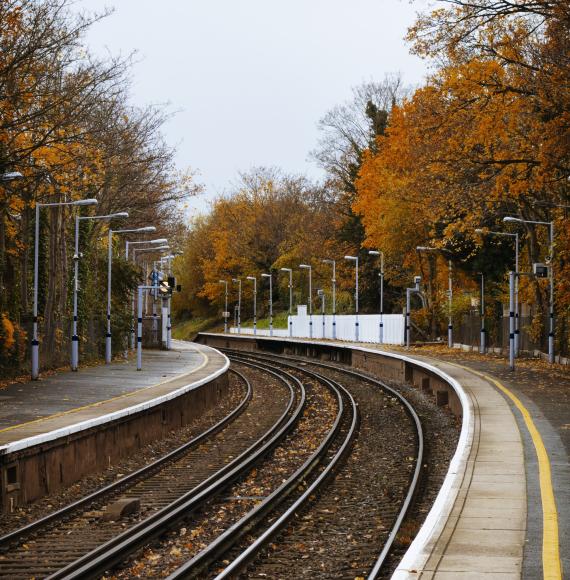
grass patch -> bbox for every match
[241,311,289,330]
[172,317,222,340]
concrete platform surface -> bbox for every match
[0,340,228,452]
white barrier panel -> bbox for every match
[230,313,404,345]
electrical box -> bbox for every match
[533,263,548,278]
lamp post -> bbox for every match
[127,240,168,350]
[475,228,520,354]
[280,267,293,337]
[504,216,555,363]
[478,271,485,353]
[132,245,169,349]
[261,273,273,336]
[106,225,156,363]
[344,255,359,341]
[405,276,423,348]
[321,259,336,340]
[299,264,312,338]
[246,276,257,335]
[232,278,242,334]
[416,246,453,347]
[162,252,181,350]
[219,279,228,333]
[32,198,98,379]
[368,250,384,344]
[317,289,326,338]
[72,211,128,371]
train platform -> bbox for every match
[396,346,568,580]
[197,332,566,579]
[0,340,228,453]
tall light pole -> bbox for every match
[475,228,520,354]
[299,264,312,339]
[321,258,336,340]
[232,278,242,333]
[344,255,359,341]
[132,245,169,349]
[106,225,156,363]
[504,216,555,363]
[32,198,98,379]
[246,276,257,335]
[219,279,228,333]
[127,239,168,350]
[280,267,293,337]
[162,252,181,350]
[478,271,485,354]
[72,211,128,371]
[368,250,384,344]
[417,246,453,347]
[261,273,273,336]
[317,288,326,338]
[405,276,423,348]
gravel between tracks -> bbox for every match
[109,366,339,579]
[0,374,246,537]
[274,359,461,579]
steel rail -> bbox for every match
[0,368,252,550]
[167,353,359,580]
[47,361,305,580]
[221,348,424,579]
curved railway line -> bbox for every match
[0,347,449,580]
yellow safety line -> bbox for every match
[0,347,209,437]
[448,361,562,580]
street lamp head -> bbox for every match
[280,267,292,272]
[149,238,168,244]
[247,276,256,281]
[219,279,226,284]
[474,228,485,234]
[0,171,24,181]
[503,216,521,223]
[153,245,170,251]
[344,255,357,261]
[368,250,380,256]
[111,211,129,218]
[232,278,240,283]
[261,273,271,278]
[137,226,156,232]
[73,198,98,206]
[416,246,432,251]
[299,264,311,269]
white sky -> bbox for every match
[76,0,430,214]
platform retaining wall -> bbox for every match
[0,371,228,513]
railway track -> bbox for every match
[0,363,301,579]
[114,350,424,580]
[0,348,428,580]
[213,350,424,579]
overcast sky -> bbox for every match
[76,0,430,213]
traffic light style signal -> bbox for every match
[159,280,172,296]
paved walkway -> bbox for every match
[400,346,568,580]
[0,341,227,449]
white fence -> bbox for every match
[230,313,404,345]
